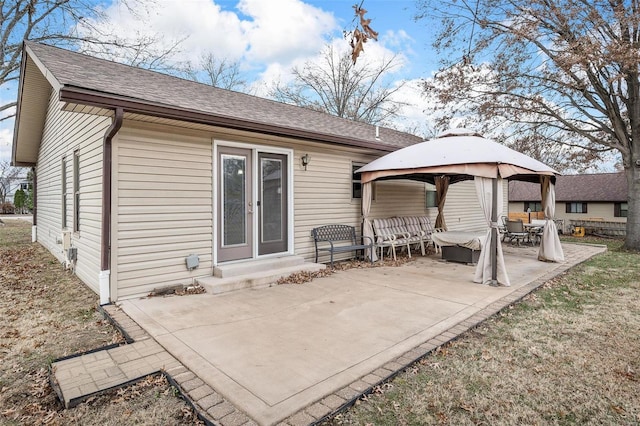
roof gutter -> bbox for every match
[100,107,123,305]
[59,87,399,153]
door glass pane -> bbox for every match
[223,155,246,246]
[261,158,282,242]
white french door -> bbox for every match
[217,146,290,262]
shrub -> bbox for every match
[1,202,15,214]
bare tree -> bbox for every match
[1,0,183,122]
[416,0,640,250]
[185,52,248,92]
[422,64,608,172]
[270,45,406,125]
[0,162,23,204]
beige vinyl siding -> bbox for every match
[111,119,502,290]
[442,181,486,232]
[292,148,427,262]
[371,180,430,218]
[113,127,213,299]
[36,90,110,293]
[293,149,366,261]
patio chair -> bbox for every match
[499,216,508,241]
[505,219,529,246]
[372,218,412,261]
[418,216,436,252]
[401,216,432,256]
[527,219,546,245]
[432,227,445,254]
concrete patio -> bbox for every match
[114,242,604,425]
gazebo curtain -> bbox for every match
[473,177,510,286]
[435,176,449,230]
[538,176,565,262]
[362,182,377,261]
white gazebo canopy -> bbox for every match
[358,129,564,286]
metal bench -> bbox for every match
[311,224,374,268]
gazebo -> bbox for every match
[357,129,564,286]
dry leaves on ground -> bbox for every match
[147,283,207,297]
[277,254,416,285]
[0,220,202,425]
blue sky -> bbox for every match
[1,0,442,164]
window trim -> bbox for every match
[565,202,587,214]
[73,150,80,232]
[351,162,376,201]
[62,157,67,229]
[425,189,437,208]
[352,162,364,199]
[614,202,628,218]
[524,201,542,212]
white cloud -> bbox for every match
[239,0,337,64]
[389,78,437,138]
[84,0,246,63]
[380,29,413,50]
[0,127,13,164]
[84,0,338,68]
[0,106,16,121]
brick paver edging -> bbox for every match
[49,303,256,426]
[50,243,604,426]
[296,244,606,426]
[100,304,257,426]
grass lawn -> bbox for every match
[326,236,640,425]
[0,219,201,425]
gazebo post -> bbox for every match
[490,178,498,285]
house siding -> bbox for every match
[110,121,499,299]
[292,150,431,261]
[112,127,213,299]
[36,90,110,293]
[437,180,509,232]
[110,123,438,298]
[293,149,365,261]
[508,201,626,232]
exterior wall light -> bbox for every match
[301,154,310,170]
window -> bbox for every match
[73,150,80,232]
[352,163,363,199]
[566,202,587,214]
[61,157,67,229]
[614,202,628,218]
[352,162,376,200]
[524,202,542,212]
[426,189,437,208]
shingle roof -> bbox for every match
[509,172,627,202]
[25,41,423,151]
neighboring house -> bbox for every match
[1,176,29,205]
[508,172,628,232]
[12,42,491,302]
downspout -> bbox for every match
[99,107,123,305]
[31,167,37,242]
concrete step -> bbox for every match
[198,262,326,295]
[213,255,306,278]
